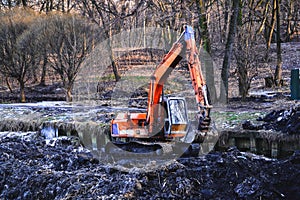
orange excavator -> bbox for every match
[108,25,212,156]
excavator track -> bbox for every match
[105,141,163,157]
[104,140,201,158]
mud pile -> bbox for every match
[259,106,300,134]
[243,106,300,134]
[1,132,300,199]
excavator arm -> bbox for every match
[146,25,211,133]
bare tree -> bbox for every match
[235,26,263,100]
[265,0,276,57]
[91,0,122,81]
[223,0,231,42]
[274,0,282,86]
[39,50,48,86]
[260,0,283,87]
[220,0,240,103]
[78,0,148,81]
[197,0,217,103]
[280,0,299,42]
[33,15,51,86]
[40,14,100,101]
[0,9,38,102]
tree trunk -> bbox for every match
[7,0,12,8]
[91,0,121,82]
[286,0,293,42]
[6,77,13,93]
[198,0,211,53]
[111,53,121,82]
[266,0,277,54]
[66,88,72,102]
[238,64,250,101]
[19,81,26,103]
[237,0,252,101]
[220,0,240,103]
[274,0,282,86]
[62,0,65,12]
[257,2,269,35]
[21,0,27,7]
[65,83,73,102]
[197,0,217,103]
[31,63,38,84]
[222,0,231,42]
[106,22,121,82]
[40,53,47,86]
[216,0,223,42]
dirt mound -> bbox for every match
[243,106,300,134]
[1,133,300,199]
[259,106,300,134]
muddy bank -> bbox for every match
[1,132,300,199]
[0,83,66,103]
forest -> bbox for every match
[0,0,299,103]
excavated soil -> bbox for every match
[242,105,300,134]
[1,133,300,199]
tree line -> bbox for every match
[0,9,101,102]
[0,0,299,102]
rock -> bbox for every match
[41,125,57,139]
[200,189,213,198]
[289,150,300,164]
[234,177,261,198]
[242,120,263,130]
[256,106,300,134]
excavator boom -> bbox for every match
[146,25,211,133]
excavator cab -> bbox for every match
[163,97,189,138]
